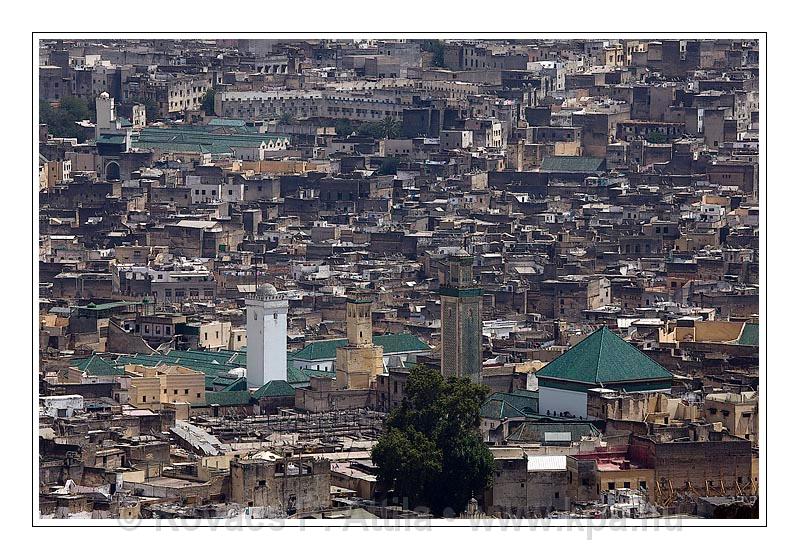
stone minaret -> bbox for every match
[335,295,384,390]
[439,253,483,383]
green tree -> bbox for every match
[39,96,92,141]
[334,119,355,137]
[420,39,445,67]
[277,112,296,125]
[647,131,668,144]
[372,365,495,516]
[380,117,401,139]
[355,118,400,140]
[201,88,215,115]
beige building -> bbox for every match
[705,391,758,445]
[197,321,232,350]
[660,319,745,345]
[587,389,701,425]
[126,364,205,409]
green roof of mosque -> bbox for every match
[540,156,605,173]
[75,301,137,312]
[70,355,122,376]
[506,421,601,443]
[291,333,431,362]
[222,377,249,392]
[480,390,539,419]
[252,379,296,399]
[207,118,247,127]
[133,126,290,155]
[96,134,128,145]
[71,347,338,390]
[737,323,759,347]
[287,365,336,387]
[536,327,673,386]
[205,390,252,407]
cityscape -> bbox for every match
[37,37,761,522]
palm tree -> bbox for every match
[381,117,400,139]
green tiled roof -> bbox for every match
[252,379,296,399]
[480,390,539,420]
[96,134,127,145]
[287,365,336,387]
[506,421,600,443]
[292,333,430,362]
[133,126,289,155]
[541,156,605,173]
[536,327,673,386]
[222,377,248,392]
[76,301,137,311]
[205,390,252,407]
[71,355,122,376]
[207,118,247,127]
[737,323,759,347]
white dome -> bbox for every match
[228,367,247,378]
[99,92,110,99]
[256,283,278,297]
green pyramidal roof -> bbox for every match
[536,327,673,386]
[252,379,296,399]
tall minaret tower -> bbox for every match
[245,283,289,388]
[95,92,119,140]
[439,253,483,383]
[335,295,384,390]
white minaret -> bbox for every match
[245,284,289,388]
[95,92,119,140]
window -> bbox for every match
[607,482,616,490]
[142,396,147,402]
[197,393,201,398]
[174,390,178,395]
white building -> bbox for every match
[245,283,289,388]
[40,395,84,418]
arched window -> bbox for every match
[105,161,120,181]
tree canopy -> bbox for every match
[647,131,669,144]
[330,117,401,140]
[371,365,494,516]
[420,40,446,68]
[39,96,93,141]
